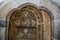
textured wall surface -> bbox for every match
[0,0,60,40]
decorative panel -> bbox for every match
[7,3,52,40]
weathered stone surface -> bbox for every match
[0,27,5,40]
[0,0,60,40]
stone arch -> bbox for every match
[39,6,54,40]
[39,6,54,20]
[6,3,54,40]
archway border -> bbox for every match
[39,6,54,40]
[5,3,54,40]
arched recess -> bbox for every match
[39,6,54,40]
[6,3,54,40]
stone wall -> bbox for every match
[0,0,60,40]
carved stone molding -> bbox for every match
[6,3,53,40]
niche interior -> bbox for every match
[6,3,53,40]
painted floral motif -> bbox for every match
[17,28,36,40]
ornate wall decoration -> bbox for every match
[6,3,53,40]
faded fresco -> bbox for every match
[0,0,60,40]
